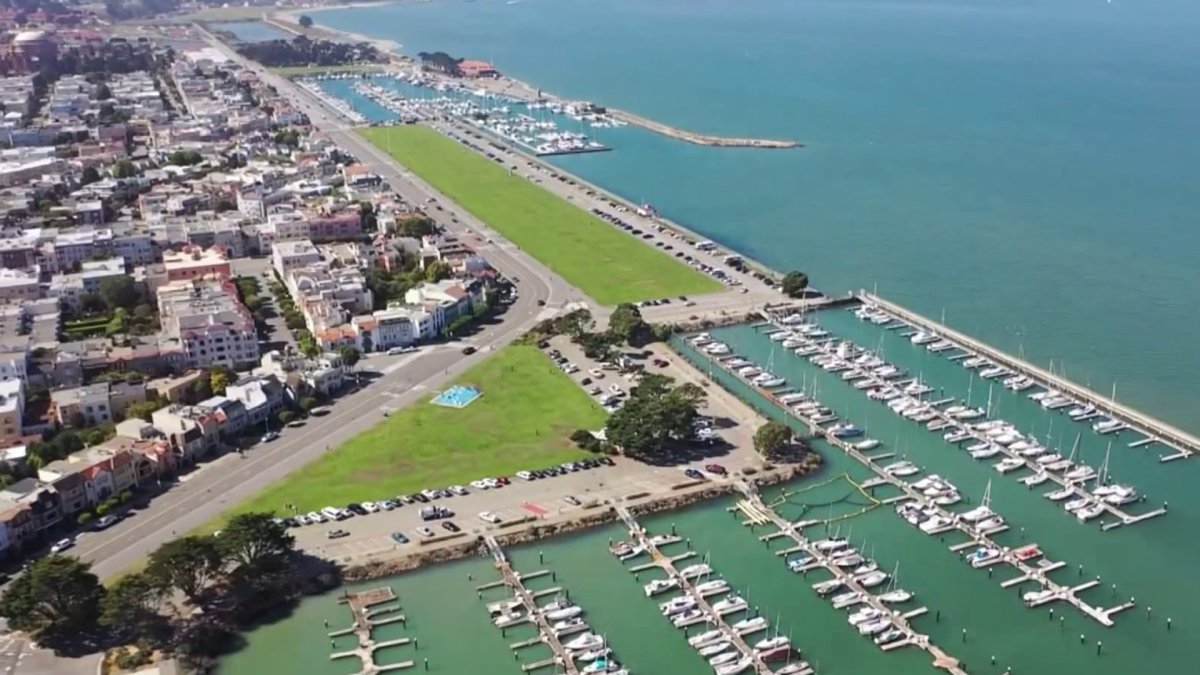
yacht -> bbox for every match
[698,641,731,657]
[878,589,914,604]
[581,658,624,674]
[774,663,812,675]
[919,515,954,533]
[545,605,583,621]
[910,331,939,345]
[574,647,612,662]
[944,430,973,444]
[1020,472,1049,487]
[812,579,844,596]
[565,632,604,652]
[659,596,696,616]
[830,423,864,438]
[995,457,1025,473]
[672,608,705,627]
[1036,453,1065,465]
[1063,497,1090,512]
[858,617,892,636]
[855,438,881,451]
[966,546,1002,568]
[1063,465,1096,482]
[857,570,889,588]
[1076,502,1105,521]
[644,578,679,596]
[754,635,791,652]
[688,629,724,647]
[969,445,1002,460]
[1068,404,1097,420]
[694,579,730,597]
[962,356,989,368]
[848,607,884,626]
[712,595,748,615]
[714,657,754,675]
[552,617,587,635]
[731,616,768,632]
[833,553,865,568]
[494,612,526,628]
[814,537,849,552]
[1100,486,1138,506]
[757,377,786,388]
[679,563,712,579]
[1045,486,1075,501]
[979,365,1008,379]
[875,628,906,645]
[705,343,732,356]
[884,461,920,477]
[934,492,962,506]
[1023,589,1056,605]
[831,590,862,607]
[787,556,814,572]
[709,652,740,668]
[976,515,1006,531]
[1093,418,1126,435]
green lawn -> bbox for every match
[272,64,385,76]
[358,125,722,305]
[215,345,604,521]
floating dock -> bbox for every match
[328,588,415,674]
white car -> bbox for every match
[516,471,533,481]
[49,537,75,554]
[588,368,605,379]
[307,511,326,524]
[417,527,436,538]
[609,384,624,395]
[479,511,502,524]
[449,485,469,496]
[362,502,381,513]
[470,479,491,490]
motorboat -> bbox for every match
[688,628,724,647]
[1023,589,1056,605]
[787,556,814,572]
[884,461,920,477]
[1063,465,1096,482]
[644,578,679,596]
[995,457,1025,473]
[709,652,740,668]
[1063,497,1090,512]
[552,617,587,635]
[934,492,962,506]
[975,515,1006,531]
[1102,486,1138,506]
[944,430,973,444]
[857,570,889,588]
[853,560,879,576]
[858,617,892,636]
[855,439,881,451]
[969,445,1001,460]
[1036,453,1065,465]
[910,330,939,345]
[1076,502,1105,521]
[813,537,849,552]
[966,546,1002,568]
[731,616,768,632]
[545,605,583,621]
[812,579,844,596]
[831,590,862,607]
[833,553,865,568]
[878,589,913,604]
[698,641,731,657]
[582,658,624,674]
[774,661,813,675]
[565,632,604,652]
[830,423,864,438]
[574,647,612,662]
[1093,418,1126,435]
[616,544,645,561]
[660,596,697,616]
[1068,404,1097,420]
[918,515,954,533]
[874,628,905,645]
[848,607,883,625]
[757,377,786,388]
[695,579,730,596]
[672,608,705,627]
[494,612,526,628]
[711,595,748,615]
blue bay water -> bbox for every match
[317,0,1200,432]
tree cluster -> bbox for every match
[753,420,793,459]
[0,513,298,662]
[604,373,707,459]
[236,36,384,69]
[781,270,809,298]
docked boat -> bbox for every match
[660,596,697,616]
[688,629,724,647]
[786,556,814,572]
[878,589,913,604]
[831,590,862,608]
[934,492,962,506]
[494,612,526,628]
[714,657,754,675]
[966,546,1002,568]
[757,377,786,388]
[855,438,881,451]
[884,461,920,477]
[709,652,740,668]
[1020,472,1049,486]
[698,641,730,658]
[565,632,604,652]
[582,658,623,674]
[574,647,612,662]
[858,617,892,636]
[1101,486,1138,506]
[969,445,1001,460]
[1063,497,1090,512]
[711,595,748,615]
[1092,418,1125,435]
[644,578,679,596]
[1023,589,1056,605]
[731,616,768,633]
[1068,404,1097,420]
[1063,465,1097,482]
[680,563,712,579]
[552,617,587,635]
[848,607,883,626]
[812,579,844,596]
[813,537,849,552]
[545,605,583,621]
[832,553,865,568]
[1046,486,1075,501]
[874,628,905,645]
[773,663,812,675]
[754,635,790,652]
[694,579,730,597]
[994,457,1025,473]
[830,423,864,439]
[975,515,1006,531]
[857,570,889,588]
[918,515,954,533]
[672,608,705,627]
[1076,502,1105,521]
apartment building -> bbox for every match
[157,278,258,369]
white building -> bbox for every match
[48,257,127,312]
[157,278,259,369]
[350,306,434,351]
[271,239,321,278]
[0,269,40,303]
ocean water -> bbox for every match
[315,0,1200,433]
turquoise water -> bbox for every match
[316,0,1200,433]
[214,20,292,42]
[432,384,482,407]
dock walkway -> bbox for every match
[859,292,1199,461]
[737,486,966,675]
[329,588,415,674]
[482,536,580,675]
[616,508,780,675]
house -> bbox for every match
[50,382,111,427]
[150,404,222,462]
[224,374,285,425]
[0,377,23,440]
[404,279,485,335]
[272,239,321,277]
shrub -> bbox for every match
[77,511,93,526]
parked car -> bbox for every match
[346,503,368,516]
[417,527,435,538]
[705,463,728,476]
[362,502,381,513]
[380,499,399,510]
[563,496,582,507]
[92,515,120,531]
[327,529,350,539]
[261,431,280,442]
[387,346,418,355]
[442,521,461,533]
[49,537,76,554]
[449,485,469,496]
[391,531,410,544]
[479,511,502,524]
[516,471,533,481]
[462,346,477,355]
[684,468,705,481]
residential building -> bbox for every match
[0,268,40,303]
[404,279,485,335]
[157,278,258,369]
[47,256,126,312]
[224,374,285,425]
[161,245,231,283]
[271,239,321,277]
[50,382,111,427]
[0,377,23,440]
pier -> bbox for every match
[859,292,1200,461]
[481,536,581,675]
[616,507,784,675]
[329,588,415,674]
[738,486,965,675]
[607,108,801,149]
[688,345,1135,628]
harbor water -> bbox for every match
[314,0,1200,433]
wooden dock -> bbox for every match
[328,587,416,674]
[859,292,1200,461]
[480,537,581,675]
[616,508,777,675]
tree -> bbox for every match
[145,536,223,603]
[299,396,318,413]
[395,214,436,238]
[112,158,137,179]
[424,260,452,283]
[753,421,792,459]
[210,366,233,396]
[604,374,706,458]
[278,410,296,425]
[0,556,104,647]
[218,513,295,572]
[781,271,809,298]
[298,14,314,28]
[574,331,616,361]
[190,378,212,402]
[99,276,139,311]
[80,166,100,185]
[125,398,160,420]
[608,303,654,346]
[95,83,112,101]
[99,573,169,644]
[336,345,361,368]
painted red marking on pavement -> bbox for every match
[523,502,547,515]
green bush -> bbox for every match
[77,511,93,526]
[117,490,133,504]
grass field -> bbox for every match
[215,345,603,521]
[359,125,722,305]
[271,64,385,76]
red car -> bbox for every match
[705,464,728,476]
[496,476,511,486]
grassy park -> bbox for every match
[219,345,603,519]
[359,125,722,305]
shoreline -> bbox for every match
[265,7,802,149]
